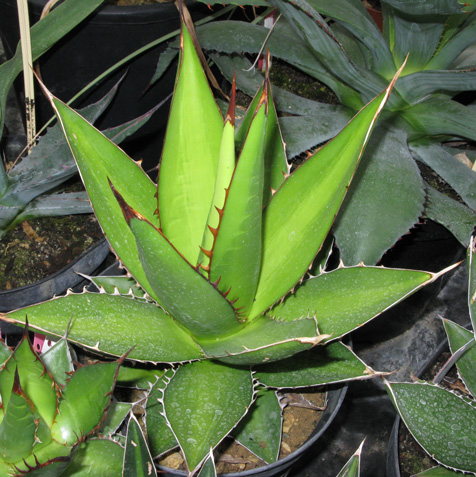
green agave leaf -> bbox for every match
[12,337,57,427]
[232,388,281,464]
[249,80,395,318]
[4,293,204,363]
[424,183,476,249]
[0,383,36,463]
[387,381,476,473]
[333,126,424,265]
[0,342,11,367]
[163,360,254,474]
[116,365,164,389]
[198,315,324,365]
[47,95,159,300]
[292,0,395,78]
[124,414,157,477]
[210,98,267,316]
[51,361,119,446]
[66,439,124,476]
[443,320,476,397]
[426,18,476,70]
[198,103,235,270]
[99,401,131,436]
[41,337,74,387]
[269,266,436,338]
[336,440,364,477]
[234,81,288,204]
[14,445,72,476]
[398,70,476,104]
[255,341,378,388]
[158,23,223,266]
[197,451,217,477]
[146,371,178,458]
[410,141,476,211]
[126,212,241,339]
[390,11,444,76]
[403,97,476,143]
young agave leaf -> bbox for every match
[197,450,217,477]
[336,440,364,477]
[51,361,119,446]
[4,293,204,363]
[99,401,131,436]
[41,337,74,387]
[234,80,288,205]
[232,388,282,464]
[210,97,267,315]
[0,341,11,366]
[249,73,399,318]
[254,341,379,388]
[198,95,236,270]
[65,439,124,476]
[443,320,476,398]
[158,24,223,266]
[0,378,37,463]
[8,335,57,427]
[163,360,254,474]
[386,381,476,473]
[124,414,157,477]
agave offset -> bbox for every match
[0,8,451,475]
[0,329,130,475]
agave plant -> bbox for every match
[0,8,453,475]
[387,233,476,475]
[0,328,132,475]
[194,0,476,265]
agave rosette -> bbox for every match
[0,12,450,475]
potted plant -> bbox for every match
[0,6,455,475]
[386,233,476,476]
[194,0,476,266]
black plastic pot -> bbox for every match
[0,237,110,315]
[0,0,211,169]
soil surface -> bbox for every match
[0,212,102,290]
[104,0,173,5]
[159,389,327,474]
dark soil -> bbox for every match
[0,213,102,290]
[104,0,173,5]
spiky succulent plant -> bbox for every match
[0,328,131,476]
[0,7,452,475]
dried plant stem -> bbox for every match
[16,0,36,150]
